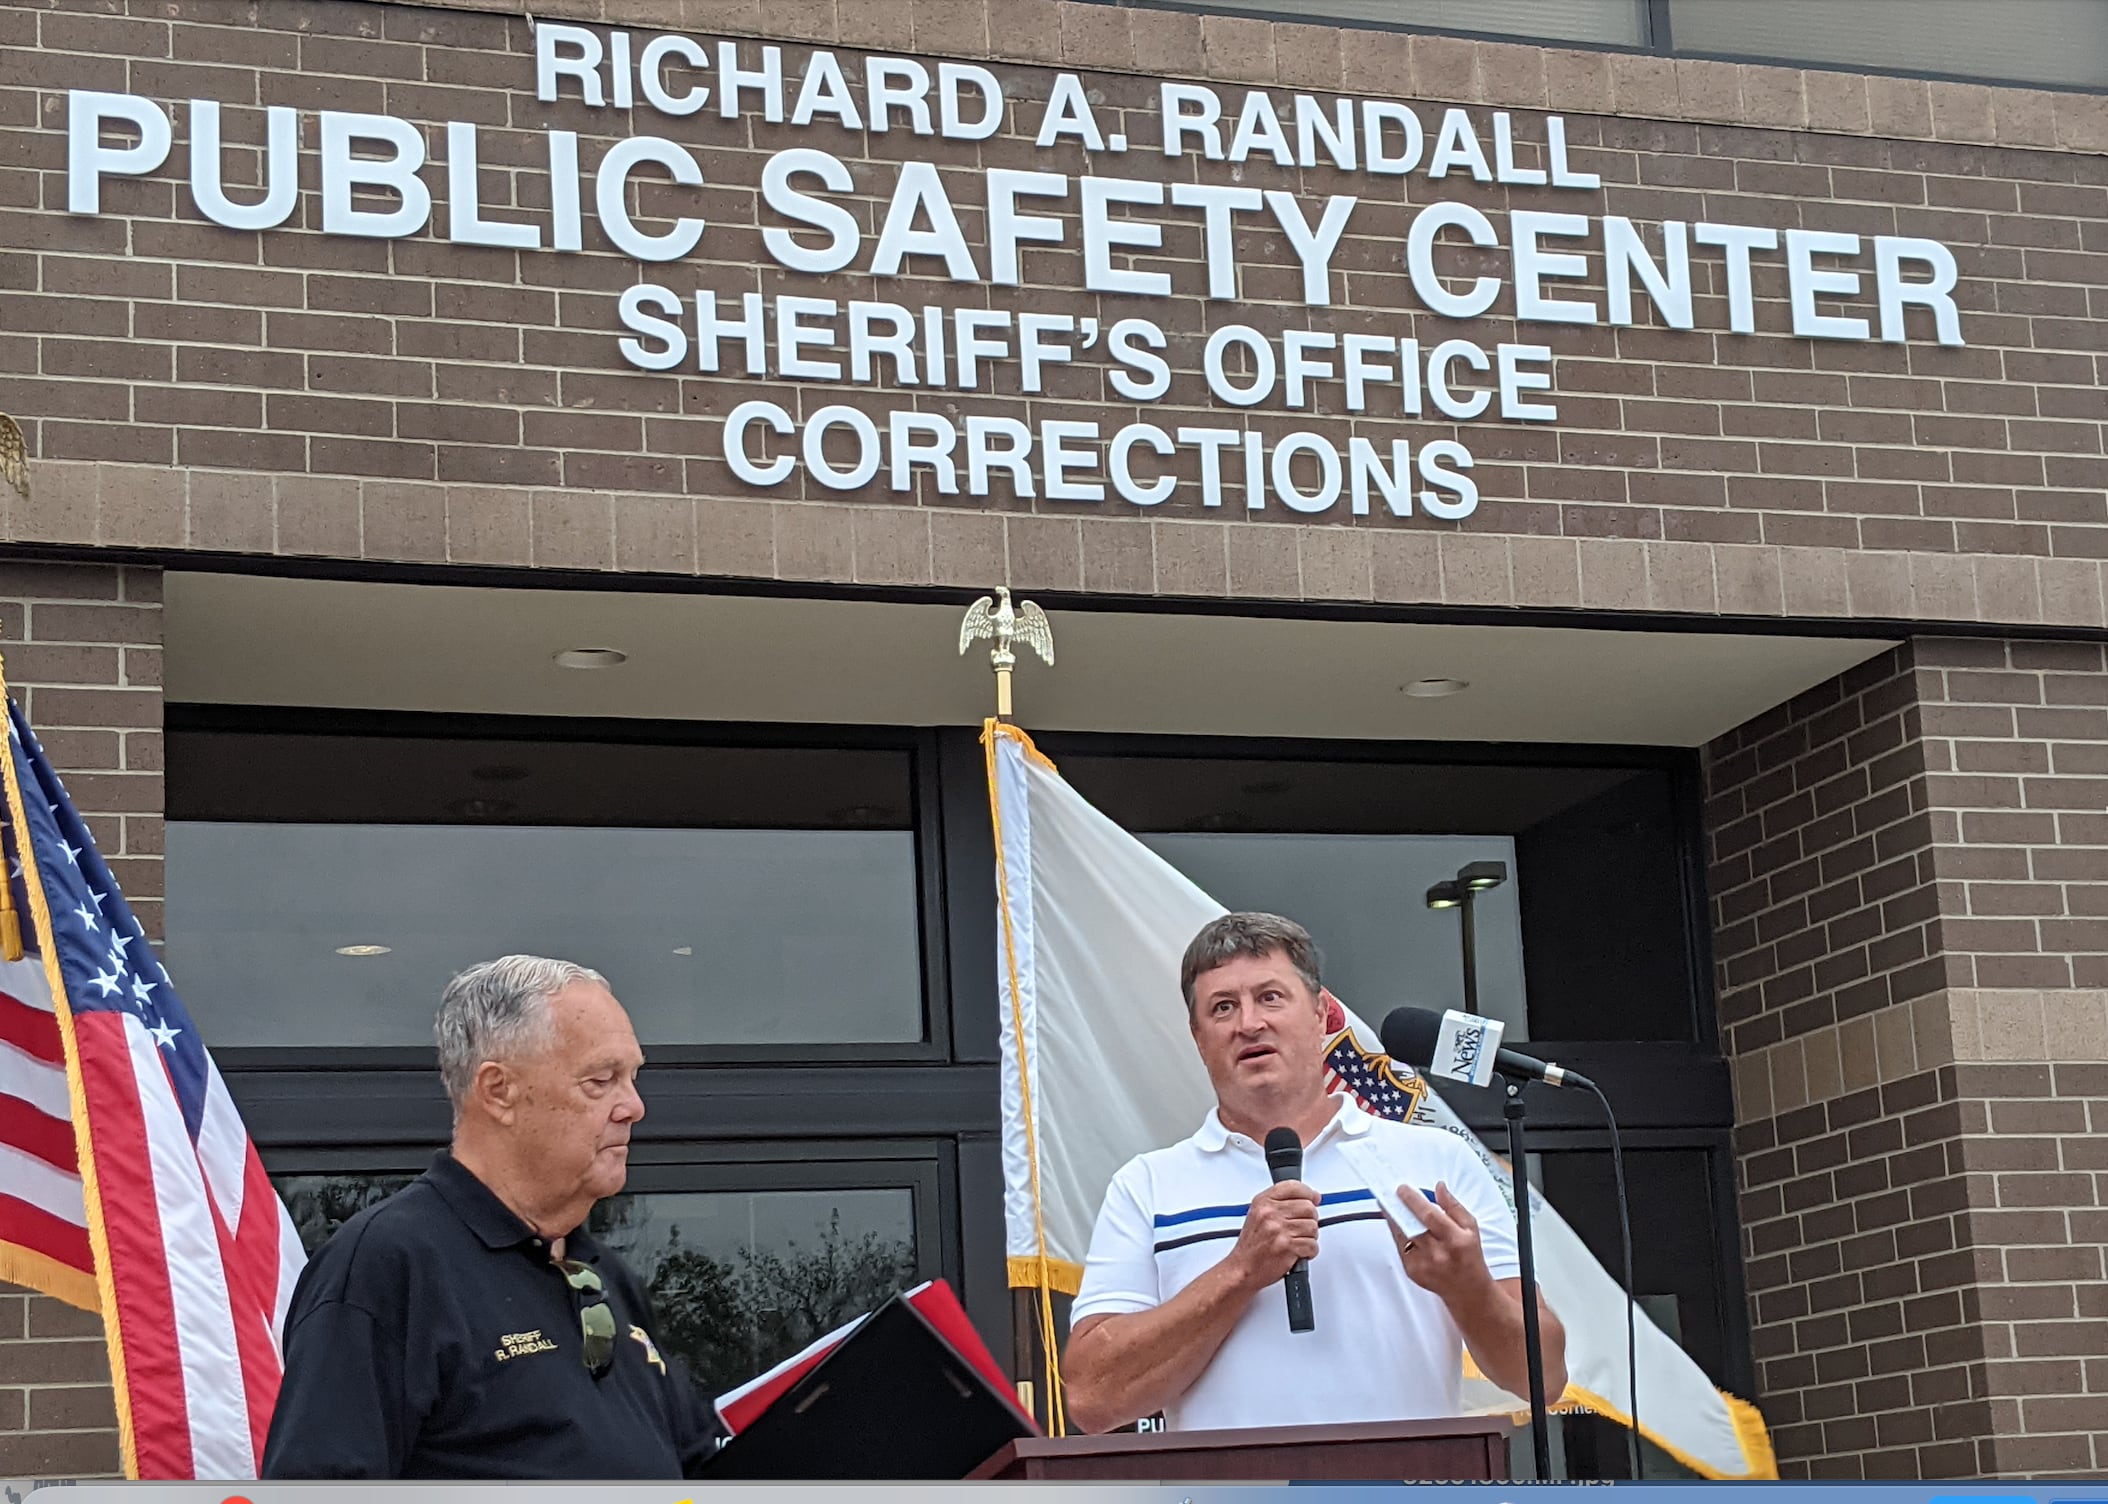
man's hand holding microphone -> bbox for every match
[1226,1178,1321,1298]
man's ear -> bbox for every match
[469,1059,518,1125]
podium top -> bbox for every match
[969,1416,1514,1483]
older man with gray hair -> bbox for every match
[263,957,727,1478]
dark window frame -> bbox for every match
[180,708,1750,1409]
[1020,724,1723,1060]
[167,704,957,1070]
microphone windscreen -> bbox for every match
[1263,1125,1302,1176]
[1379,1006,1445,1068]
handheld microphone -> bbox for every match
[1377,1006,1595,1091]
[1261,1127,1315,1334]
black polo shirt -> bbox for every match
[262,1153,728,1479]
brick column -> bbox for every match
[1706,638,2108,1479]
[0,560,162,1479]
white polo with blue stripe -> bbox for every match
[1071,1094,1522,1432]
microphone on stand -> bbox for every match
[1378,1005,1594,1092]
[1261,1127,1315,1334]
[1378,1006,1556,1478]
[1379,1005,1642,1480]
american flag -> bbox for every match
[0,700,302,1479]
[1320,991,1428,1125]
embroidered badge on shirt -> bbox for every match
[495,1329,558,1362]
[629,1324,667,1373]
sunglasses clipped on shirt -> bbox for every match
[557,1257,617,1377]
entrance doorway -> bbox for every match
[162,569,1895,1474]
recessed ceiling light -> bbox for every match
[335,944,392,957]
[554,647,627,670]
[1403,678,1469,698]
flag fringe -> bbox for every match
[0,1239,99,1314]
[1546,1382,1779,1481]
[991,722,1058,774]
[0,700,139,1479]
[1725,1390,1781,1480]
[1458,1288,1775,1476]
[1005,1254,1084,1297]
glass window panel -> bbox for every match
[1512,768,1692,1044]
[271,1175,921,1401]
[165,822,922,1047]
[280,1171,418,1254]
[1142,832,1530,1041]
[1155,0,1646,46]
[1059,752,1695,1043]
[587,1188,920,1396]
[1534,1146,1729,1480]
[1670,0,2108,90]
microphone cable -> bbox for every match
[1579,1077,1640,1481]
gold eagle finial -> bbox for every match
[0,414,27,502]
[960,586,1053,719]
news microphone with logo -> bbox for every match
[1378,1006,1596,1091]
[1261,1126,1316,1334]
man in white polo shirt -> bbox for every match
[1063,912,1566,1434]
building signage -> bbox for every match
[64,24,1969,522]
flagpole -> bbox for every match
[0,644,21,963]
[967,591,1068,1432]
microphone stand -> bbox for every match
[1501,1071,1553,1481]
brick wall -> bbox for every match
[1,0,2106,626]
[0,560,161,1480]
[1707,638,2108,1478]
[1919,638,2108,992]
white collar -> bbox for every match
[1194,1093,1375,1153]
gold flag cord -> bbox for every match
[982,718,1067,1437]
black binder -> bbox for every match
[695,1293,1037,1480]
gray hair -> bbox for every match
[435,955,606,1109]
[1180,912,1322,1013]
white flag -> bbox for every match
[987,721,1775,1480]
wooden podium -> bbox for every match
[968,1417,1512,1481]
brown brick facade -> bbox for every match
[0,0,2105,625]
[1707,639,2108,1478]
[0,560,160,1480]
